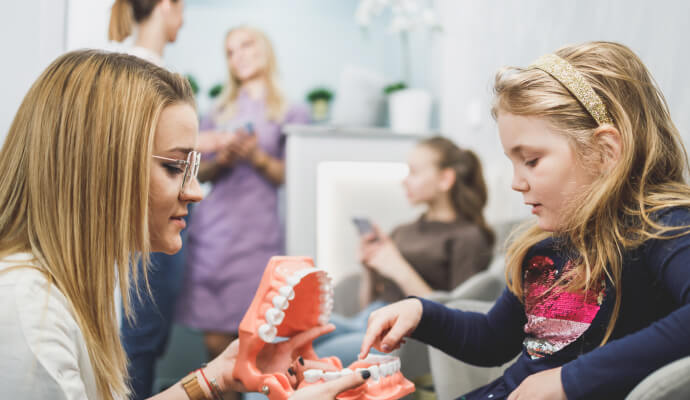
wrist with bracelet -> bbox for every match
[181,366,224,400]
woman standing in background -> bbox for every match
[109,1,186,398]
[175,25,310,386]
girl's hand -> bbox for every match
[216,134,242,167]
[507,367,566,400]
[358,298,423,359]
[288,370,370,399]
[359,225,408,280]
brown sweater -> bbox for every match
[370,215,493,303]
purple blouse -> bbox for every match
[176,91,310,332]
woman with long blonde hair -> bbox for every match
[0,49,365,400]
[109,1,188,398]
[175,26,310,367]
[358,41,690,399]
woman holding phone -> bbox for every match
[175,25,310,380]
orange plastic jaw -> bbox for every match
[233,256,415,400]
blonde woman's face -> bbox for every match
[403,145,446,206]
[226,29,267,82]
[149,102,203,254]
[498,112,596,232]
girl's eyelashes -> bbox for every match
[525,158,539,167]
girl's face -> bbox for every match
[403,145,448,206]
[149,102,203,254]
[498,112,596,232]
[226,29,268,83]
[164,0,185,43]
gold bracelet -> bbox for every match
[181,371,211,400]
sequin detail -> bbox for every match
[522,255,606,359]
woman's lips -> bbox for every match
[171,216,186,229]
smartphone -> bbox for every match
[352,217,375,237]
[244,122,255,136]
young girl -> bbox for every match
[0,49,367,400]
[314,137,494,367]
[359,41,690,399]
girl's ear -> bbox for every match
[594,125,622,172]
[439,168,456,192]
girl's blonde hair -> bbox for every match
[215,26,288,123]
[109,0,178,42]
[0,49,194,399]
[419,136,495,245]
[492,41,690,345]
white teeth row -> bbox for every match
[303,368,354,383]
[304,361,401,383]
[258,268,331,342]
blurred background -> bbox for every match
[2,0,690,397]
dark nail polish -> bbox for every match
[298,356,304,366]
[288,367,295,376]
[360,370,371,379]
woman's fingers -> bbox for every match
[320,370,369,395]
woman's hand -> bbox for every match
[206,324,336,393]
[215,134,242,167]
[230,130,259,160]
[507,367,566,400]
[359,225,409,280]
[358,298,423,359]
[288,370,370,400]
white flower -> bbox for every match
[356,0,440,33]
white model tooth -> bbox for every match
[297,268,317,279]
[272,295,288,310]
[258,324,277,343]
[265,308,285,325]
[368,365,380,381]
[323,371,340,381]
[387,362,398,376]
[303,369,324,383]
[363,354,387,364]
[340,368,353,375]
[287,275,301,286]
[319,283,333,292]
[279,286,295,300]
[318,314,329,325]
[394,359,401,371]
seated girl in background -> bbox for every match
[360,41,690,400]
[314,136,494,366]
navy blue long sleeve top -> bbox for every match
[411,208,690,399]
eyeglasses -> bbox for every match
[152,151,201,195]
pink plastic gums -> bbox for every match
[233,256,414,399]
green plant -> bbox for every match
[185,74,199,95]
[209,83,224,99]
[383,81,407,95]
[306,87,334,103]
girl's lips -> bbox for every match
[531,204,542,214]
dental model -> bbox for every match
[233,256,415,400]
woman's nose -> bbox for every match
[181,177,204,203]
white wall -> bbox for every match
[165,0,440,115]
[0,1,66,143]
[436,0,690,224]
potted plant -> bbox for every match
[356,0,441,133]
[306,87,334,122]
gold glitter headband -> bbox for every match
[530,54,613,126]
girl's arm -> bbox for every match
[411,288,526,367]
[249,149,284,185]
[560,211,690,399]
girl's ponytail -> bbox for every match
[108,0,133,42]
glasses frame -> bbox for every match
[152,150,201,194]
